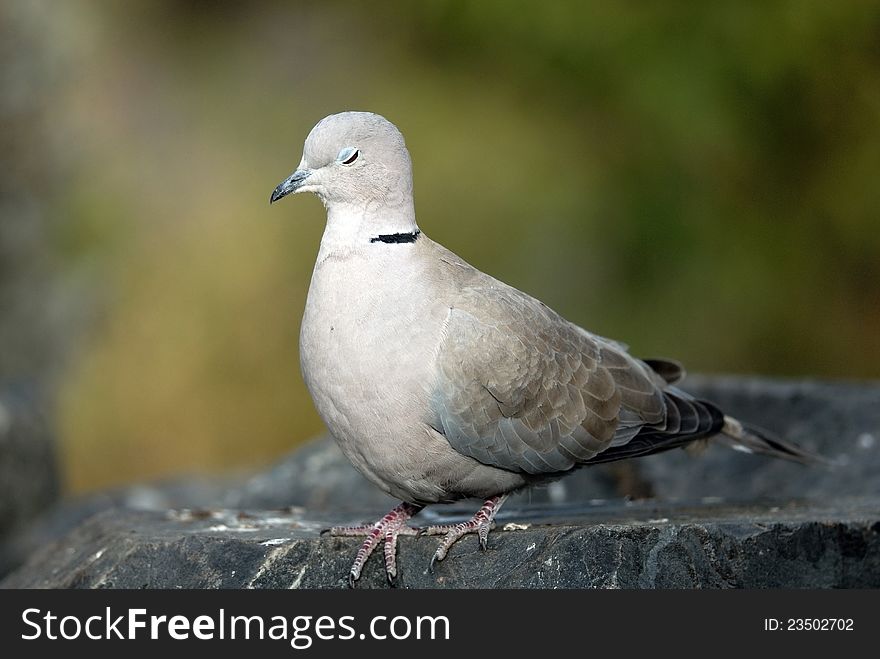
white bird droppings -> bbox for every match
[260,538,289,546]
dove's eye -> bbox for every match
[338,147,360,165]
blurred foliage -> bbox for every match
[2,1,878,493]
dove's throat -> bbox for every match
[319,201,419,260]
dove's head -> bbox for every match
[270,112,414,213]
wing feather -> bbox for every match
[430,278,721,475]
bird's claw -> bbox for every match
[328,497,507,583]
[423,495,506,571]
[326,502,422,587]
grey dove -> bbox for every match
[270,111,819,586]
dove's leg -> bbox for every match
[327,502,423,586]
[423,495,508,569]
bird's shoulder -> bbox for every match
[422,237,575,337]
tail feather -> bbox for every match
[719,415,830,466]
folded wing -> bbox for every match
[430,281,723,475]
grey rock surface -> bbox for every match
[3,499,878,589]
[3,375,879,588]
[0,388,59,575]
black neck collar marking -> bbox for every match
[370,230,421,244]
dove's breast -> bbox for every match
[299,242,464,501]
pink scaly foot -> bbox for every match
[326,502,423,586]
[423,495,508,571]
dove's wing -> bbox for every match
[429,278,723,475]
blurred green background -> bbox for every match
[2,1,879,495]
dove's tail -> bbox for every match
[718,415,829,466]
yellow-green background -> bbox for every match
[5,1,879,494]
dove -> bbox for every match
[270,111,819,586]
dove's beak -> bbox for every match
[270,169,311,204]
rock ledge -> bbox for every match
[4,498,877,588]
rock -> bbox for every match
[0,437,398,577]
[4,375,879,588]
[3,499,878,588]
[648,375,880,500]
[0,387,60,575]
[226,435,399,512]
